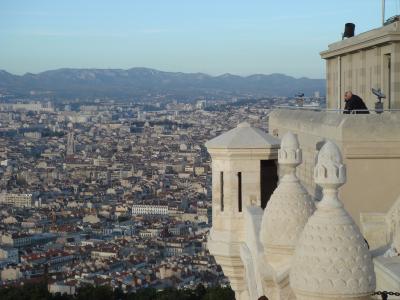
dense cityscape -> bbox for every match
[0,95,323,296]
[5,1,400,300]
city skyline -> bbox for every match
[0,0,393,78]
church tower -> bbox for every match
[66,123,75,157]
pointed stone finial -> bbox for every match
[281,131,300,151]
[314,140,346,209]
[314,140,345,186]
[290,140,375,300]
[260,132,315,255]
[278,132,302,180]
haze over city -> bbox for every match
[0,0,391,78]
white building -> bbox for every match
[91,249,118,259]
[0,247,18,263]
[196,100,207,109]
[1,267,23,281]
[139,228,162,238]
[24,131,42,139]
[0,101,54,112]
[132,204,169,216]
[48,282,76,295]
[1,233,32,248]
[0,193,32,208]
[82,214,100,224]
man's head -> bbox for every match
[344,91,353,100]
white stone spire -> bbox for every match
[290,140,376,300]
[260,131,315,255]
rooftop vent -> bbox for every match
[342,23,355,40]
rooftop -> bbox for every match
[205,122,280,149]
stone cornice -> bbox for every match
[320,22,400,59]
[208,148,278,160]
[320,33,398,59]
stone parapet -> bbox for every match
[269,109,400,226]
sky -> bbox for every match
[0,0,397,78]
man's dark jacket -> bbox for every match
[344,94,369,114]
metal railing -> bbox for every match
[273,105,400,113]
[258,291,400,300]
[374,291,400,299]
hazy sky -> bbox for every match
[0,0,395,78]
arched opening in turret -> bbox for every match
[238,172,242,212]
[260,160,278,209]
[220,171,224,212]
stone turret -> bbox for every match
[206,122,280,300]
[290,141,376,300]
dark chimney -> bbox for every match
[343,23,355,39]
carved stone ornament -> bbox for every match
[290,141,376,299]
[260,131,315,254]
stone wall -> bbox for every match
[269,109,400,226]
[321,21,400,110]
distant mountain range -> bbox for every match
[0,68,325,100]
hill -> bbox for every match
[0,68,325,100]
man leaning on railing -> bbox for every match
[343,91,370,114]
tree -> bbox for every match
[202,287,235,300]
[126,288,157,300]
[0,281,235,300]
[75,285,114,300]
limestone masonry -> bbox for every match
[207,21,400,300]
